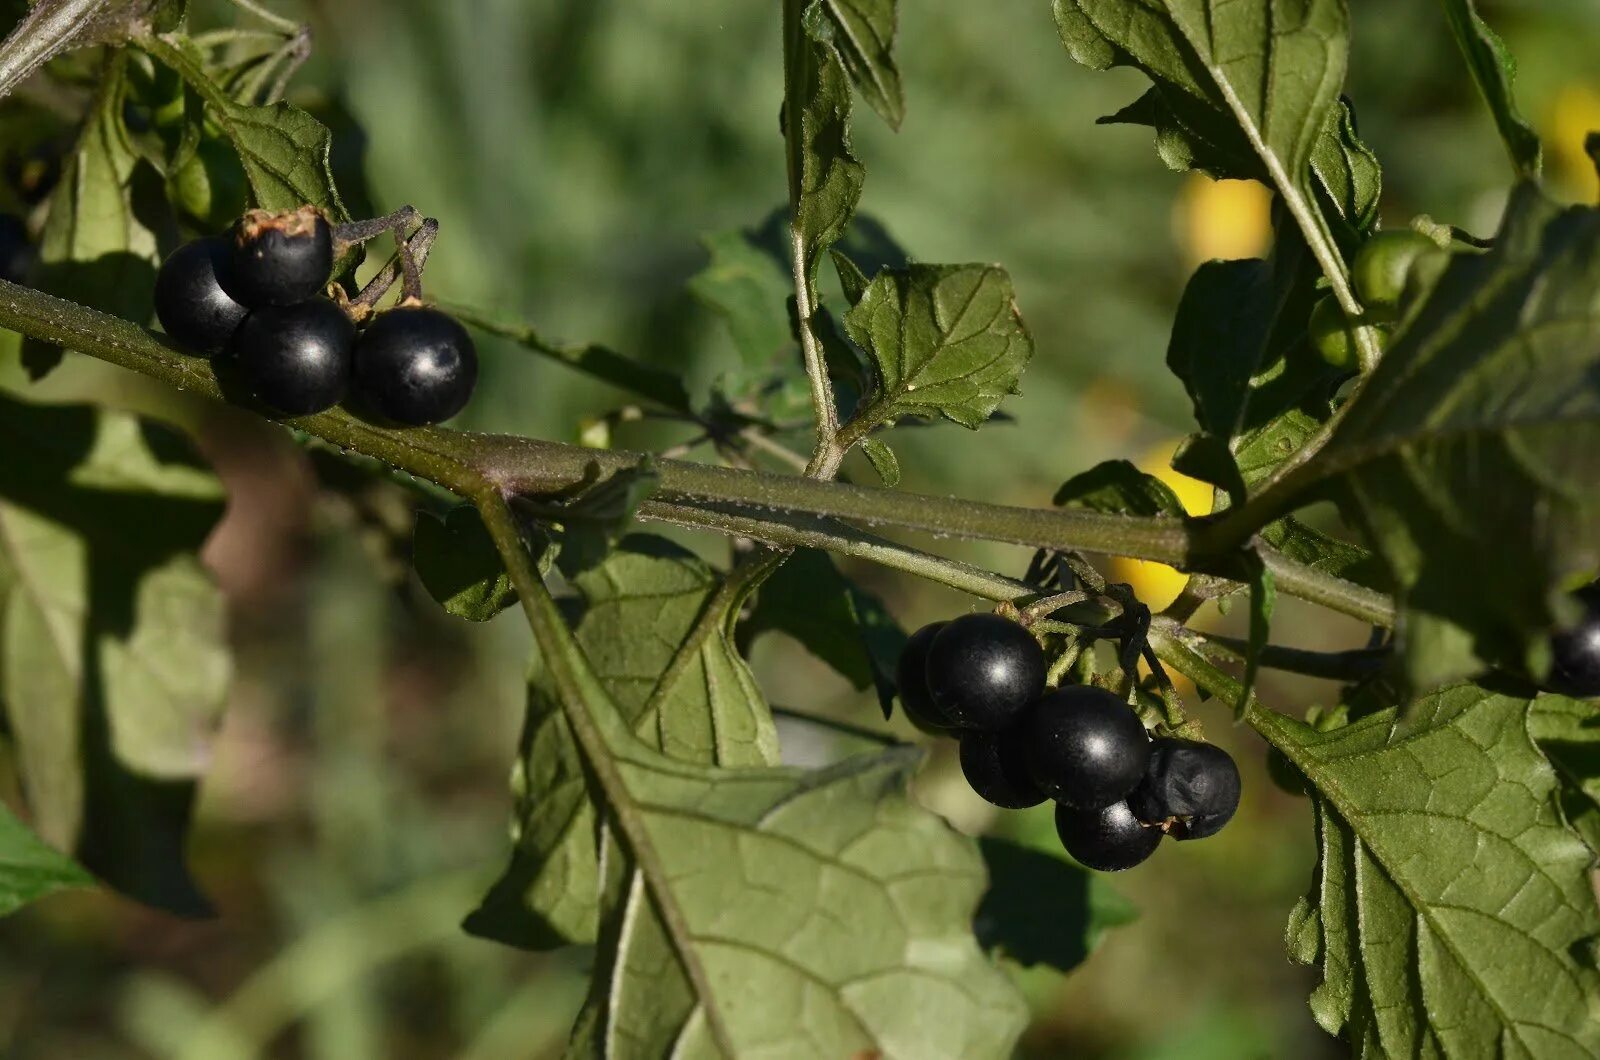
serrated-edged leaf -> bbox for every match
[784,20,864,273]
[469,536,779,948]
[1308,98,1381,252]
[413,505,520,623]
[859,436,899,486]
[1439,0,1541,179]
[744,548,906,717]
[689,229,795,374]
[571,745,1027,1058]
[1256,684,1600,1056]
[1297,185,1600,689]
[973,836,1136,975]
[1528,692,1600,853]
[0,800,92,916]
[0,394,227,913]
[1054,458,1185,518]
[814,0,902,129]
[843,263,1033,431]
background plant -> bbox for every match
[2,0,1600,1057]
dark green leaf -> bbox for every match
[0,800,92,916]
[1308,99,1382,253]
[1054,459,1184,518]
[843,263,1033,431]
[1528,693,1600,853]
[1439,0,1542,178]
[973,836,1136,974]
[812,0,902,129]
[413,505,520,623]
[1258,516,1386,592]
[0,393,227,913]
[688,229,795,374]
[1259,684,1600,1056]
[830,246,871,307]
[859,435,899,486]
[541,458,661,578]
[784,17,864,274]
[1296,186,1600,688]
[743,548,906,717]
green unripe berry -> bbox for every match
[1352,230,1440,319]
[1308,296,1359,372]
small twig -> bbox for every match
[227,0,302,35]
[770,706,901,746]
[1021,589,1090,622]
[352,219,437,312]
[262,25,312,104]
[396,218,423,301]
[736,427,811,473]
[1194,630,1389,682]
[335,205,423,248]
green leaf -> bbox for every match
[1258,684,1600,1056]
[539,458,661,578]
[859,435,899,486]
[1308,99,1382,253]
[812,0,903,129]
[143,37,349,222]
[974,836,1136,974]
[1528,692,1600,853]
[1294,186,1600,689]
[688,229,795,375]
[843,263,1033,431]
[830,246,871,307]
[0,394,228,913]
[1240,555,1275,715]
[413,505,520,623]
[1054,458,1184,518]
[743,548,906,717]
[0,800,92,916]
[469,536,779,948]
[784,11,865,274]
[1258,516,1386,592]
[1439,0,1542,179]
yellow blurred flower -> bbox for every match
[1175,173,1273,268]
[1108,440,1213,611]
[1546,83,1600,203]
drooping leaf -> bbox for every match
[0,394,228,913]
[1292,185,1600,689]
[843,263,1033,431]
[1438,0,1542,179]
[413,505,520,623]
[973,836,1137,975]
[743,548,906,717]
[0,800,92,916]
[1259,684,1600,1056]
[859,435,899,486]
[1527,692,1600,852]
[468,536,779,948]
[784,10,864,274]
[813,0,903,129]
[688,228,795,375]
[1054,458,1185,518]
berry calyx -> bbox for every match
[154,237,249,354]
[0,212,31,284]
[1019,685,1149,809]
[896,621,954,732]
[1055,799,1160,872]
[226,206,333,307]
[925,613,1045,730]
[1128,737,1241,840]
[352,304,479,425]
[1352,229,1440,319]
[1549,581,1600,697]
[227,296,355,415]
[959,729,1045,809]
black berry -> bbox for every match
[1020,685,1149,809]
[352,305,479,425]
[925,614,1045,730]
[154,237,248,354]
[226,207,333,307]
[0,212,30,284]
[1549,582,1600,697]
[1055,799,1160,872]
[896,622,954,731]
[1128,738,1241,840]
[959,729,1045,809]
[228,297,355,415]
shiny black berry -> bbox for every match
[1128,738,1241,840]
[1055,799,1160,872]
[0,212,31,284]
[896,622,954,731]
[1020,685,1149,809]
[226,207,333,307]
[352,305,479,425]
[959,729,1045,809]
[1549,582,1600,697]
[228,297,354,415]
[154,237,249,354]
[925,614,1045,730]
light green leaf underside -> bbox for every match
[0,799,91,917]
[1262,685,1600,1057]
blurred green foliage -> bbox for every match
[2,0,1599,1055]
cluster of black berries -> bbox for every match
[1550,581,1600,697]
[154,207,477,424]
[897,614,1241,871]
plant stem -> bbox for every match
[0,0,112,102]
[1156,619,1388,682]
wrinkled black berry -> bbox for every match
[1128,738,1241,840]
[896,621,954,732]
[228,297,354,415]
[0,213,30,284]
[352,305,478,425]
[1055,799,1160,872]
[226,207,333,307]
[925,614,1045,730]
[154,237,249,354]
[1549,582,1600,698]
[1020,685,1149,809]
[959,729,1045,809]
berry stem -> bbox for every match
[226,0,304,35]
